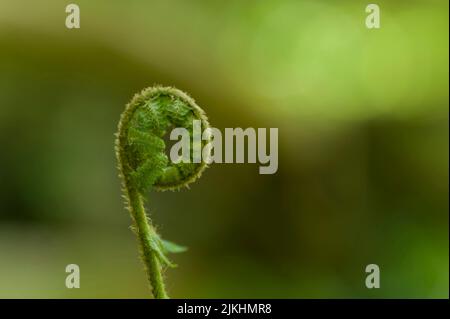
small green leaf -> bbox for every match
[160,239,188,254]
[148,235,176,268]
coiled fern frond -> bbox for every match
[115,86,210,298]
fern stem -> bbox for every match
[127,187,168,298]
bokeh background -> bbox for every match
[0,0,448,298]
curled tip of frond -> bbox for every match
[116,85,210,195]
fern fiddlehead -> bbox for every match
[115,86,210,298]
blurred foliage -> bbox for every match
[0,0,448,298]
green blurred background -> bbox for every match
[0,0,448,298]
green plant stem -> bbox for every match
[127,186,168,299]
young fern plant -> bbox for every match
[115,86,210,299]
